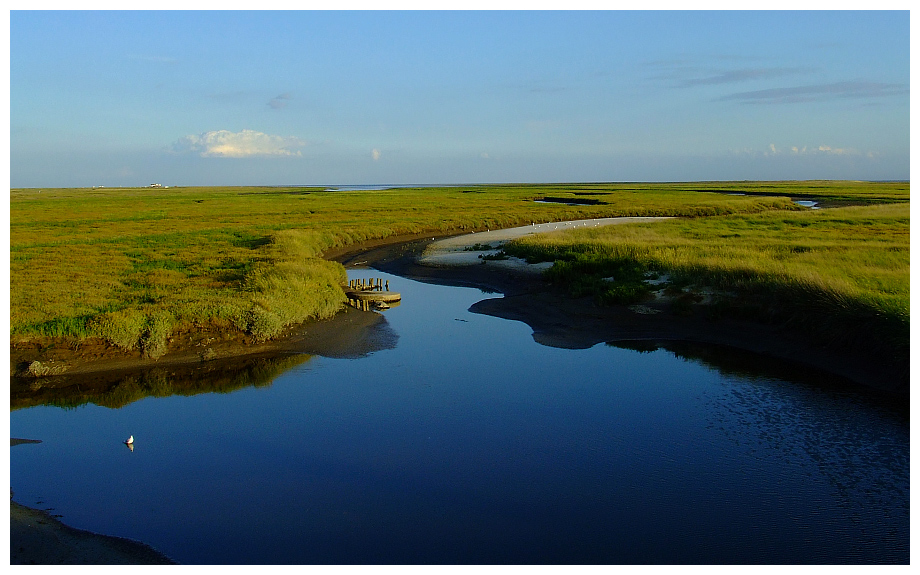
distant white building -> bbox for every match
[149,183,163,188]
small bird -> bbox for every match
[124,435,134,445]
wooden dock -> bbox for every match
[344,278,401,310]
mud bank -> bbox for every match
[10,499,176,565]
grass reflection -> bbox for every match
[10,353,312,411]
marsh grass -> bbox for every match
[10,182,908,354]
[505,202,909,368]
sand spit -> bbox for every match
[418,217,672,272]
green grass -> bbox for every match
[504,201,909,370]
[10,181,908,356]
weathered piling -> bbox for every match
[344,276,401,309]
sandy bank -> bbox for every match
[418,217,671,271]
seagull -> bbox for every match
[124,435,134,445]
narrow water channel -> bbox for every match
[10,270,909,564]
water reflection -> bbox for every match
[607,339,909,563]
[291,307,398,359]
[10,354,314,411]
[10,271,909,564]
[11,306,400,410]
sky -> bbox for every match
[8,10,911,187]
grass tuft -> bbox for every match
[90,309,147,350]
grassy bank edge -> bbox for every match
[502,204,909,382]
[10,182,908,369]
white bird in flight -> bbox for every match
[124,435,134,445]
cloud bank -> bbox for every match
[681,67,816,87]
[173,130,305,158]
[722,81,908,104]
[741,143,867,157]
[645,60,817,87]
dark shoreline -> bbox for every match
[10,499,177,565]
[343,236,907,397]
[10,439,176,565]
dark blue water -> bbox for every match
[10,270,909,564]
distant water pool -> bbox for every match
[10,270,908,564]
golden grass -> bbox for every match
[505,202,909,364]
[10,181,908,356]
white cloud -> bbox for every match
[172,130,304,158]
[734,144,868,158]
[371,148,381,161]
[790,144,858,156]
[817,145,853,155]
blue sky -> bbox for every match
[9,10,910,187]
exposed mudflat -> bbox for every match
[10,499,176,564]
[11,438,175,565]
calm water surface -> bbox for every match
[10,270,909,564]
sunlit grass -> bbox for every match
[505,202,909,366]
[10,181,908,356]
